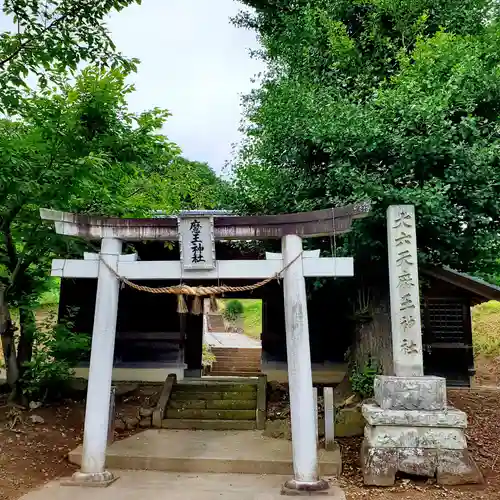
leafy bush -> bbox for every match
[21,309,90,401]
[37,278,61,307]
[202,343,216,368]
[472,301,500,357]
[223,299,244,322]
[349,361,379,399]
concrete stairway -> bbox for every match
[210,347,262,376]
[162,381,259,430]
[207,313,226,331]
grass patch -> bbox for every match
[219,298,262,341]
[38,278,60,307]
[472,301,500,357]
[242,299,262,341]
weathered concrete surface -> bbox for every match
[364,424,467,449]
[264,406,364,441]
[335,405,365,437]
[362,441,483,486]
[437,449,485,486]
[262,360,346,385]
[69,429,341,476]
[362,403,467,428]
[398,448,438,476]
[361,441,398,487]
[374,376,447,411]
[18,471,346,500]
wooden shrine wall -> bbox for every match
[58,241,353,368]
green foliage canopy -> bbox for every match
[233,0,500,278]
[0,67,224,306]
[0,67,225,398]
[0,0,142,112]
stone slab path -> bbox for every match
[19,471,346,500]
[205,331,261,349]
[68,429,341,476]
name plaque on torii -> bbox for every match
[177,211,216,272]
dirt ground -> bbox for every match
[338,387,500,499]
[1,361,500,500]
[0,385,161,500]
[473,354,500,387]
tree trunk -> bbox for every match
[17,306,36,375]
[4,306,36,405]
[0,287,19,388]
[351,293,394,376]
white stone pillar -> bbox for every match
[281,234,328,494]
[71,237,122,486]
[387,205,424,376]
[324,387,336,451]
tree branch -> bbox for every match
[0,1,85,68]
[3,223,18,274]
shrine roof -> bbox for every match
[39,203,371,241]
[422,267,500,304]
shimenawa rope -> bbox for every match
[96,249,303,297]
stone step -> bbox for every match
[212,356,261,364]
[213,359,261,368]
[212,348,261,354]
[169,399,257,410]
[211,367,262,374]
[211,348,261,356]
[212,360,261,367]
[208,371,262,378]
[171,390,257,401]
[211,351,262,374]
[175,383,257,393]
[212,364,261,370]
[166,408,256,420]
[161,419,257,430]
[68,429,342,476]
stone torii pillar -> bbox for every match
[69,237,122,486]
[281,234,329,493]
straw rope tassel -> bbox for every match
[191,295,202,315]
[177,294,188,314]
[209,295,219,313]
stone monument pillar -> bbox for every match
[361,205,482,486]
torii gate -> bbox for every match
[40,203,370,493]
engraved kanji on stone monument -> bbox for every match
[178,212,216,271]
[387,205,424,376]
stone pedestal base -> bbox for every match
[361,376,483,486]
[361,441,483,486]
[61,470,118,487]
[281,479,345,497]
[374,376,447,411]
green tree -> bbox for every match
[0,67,222,399]
[0,0,141,112]
[232,0,500,278]
[127,156,230,214]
